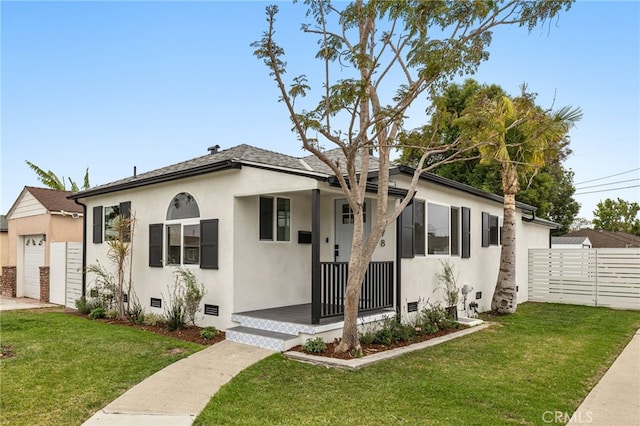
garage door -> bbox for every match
[24,235,45,299]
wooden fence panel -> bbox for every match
[528,248,640,310]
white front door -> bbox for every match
[23,235,45,299]
[334,199,370,262]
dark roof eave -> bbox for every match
[70,160,241,200]
[396,165,537,212]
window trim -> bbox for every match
[165,218,201,267]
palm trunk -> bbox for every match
[492,168,518,314]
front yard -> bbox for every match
[194,303,640,425]
[1,303,638,425]
[0,309,202,425]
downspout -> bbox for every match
[395,214,402,318]
[522,208,536,222]
[73,198,88,297]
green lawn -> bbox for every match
[194,303,640,425]
[0,309,202,426]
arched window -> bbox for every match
[165,193,200,265]
[166,192,200,220]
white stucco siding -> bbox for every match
[395,175,550,318]
[81,169,241,330]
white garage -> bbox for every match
[23,235,45,299]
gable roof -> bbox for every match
[7,186,83,218]
[551,236,590,245]
[69,143,541,215]
[560,229,640,248]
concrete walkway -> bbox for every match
[568,329,640,426]
[82,340,274,425]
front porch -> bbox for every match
[227,303,396,351]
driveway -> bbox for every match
[0,295,58,311]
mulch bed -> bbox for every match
[65,310,225,346]
[289,326,467,360]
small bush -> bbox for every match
[165,301,187,331]
[359,330,377,345]
[75,297,92,315]
[374,328,392,345]
[142,313,166,327]
[200,326,219,340]
[89,307,106,320]
[127,299,144,324]
[303,337,327,353]
[105,309,119,319]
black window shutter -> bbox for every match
[149,224,163,267]
[200,219,219,269]
[93,206,103,244]
[481,212,490,248]
[414,200,425,256]
[119,201,131,218]
[119,201,132,242]
[462,207,471,259]
[400,202,414,259]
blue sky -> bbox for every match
[2,1,639,221]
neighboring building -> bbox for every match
[3,187,83,301]
[559,229,640,248]
[70,144,555,350]
[0,215,8,275]
[551,236,592,249]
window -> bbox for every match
[93,201,131,243]
[428,203,450,255]
[104,205,120,241]
[277,198,290,241]
[259,196,291,242]
[149,194,218,269]
[450,207,460,256]
[165,192,200,266]
[482,212,501,247]
[414,200,425,255]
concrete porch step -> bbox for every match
[226,326,300,352]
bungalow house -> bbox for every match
[2,187,83,301]
[70,144,555,350]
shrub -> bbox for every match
[417,302,448,332]
[359,330,377,345]
[105,309,119,319]
[127,299,144,324]
[303,337,327,353]
[200,326,219,340]
[89,307,106,320]
[174,268,206,326]
[142,313,166,327]
[374,328,393,345]
[165,301,187,331]
[75,297,92,315]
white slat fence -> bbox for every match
[529,248,640,310]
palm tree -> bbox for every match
[26,161,90,191]
[460,87,582,314]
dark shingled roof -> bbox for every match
[26,187,83,214]
[69,143,543,215]
[560,229,640,248]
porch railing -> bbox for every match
[319,261,394,318]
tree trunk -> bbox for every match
[492,168,518,314]
[334,260,367,356]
